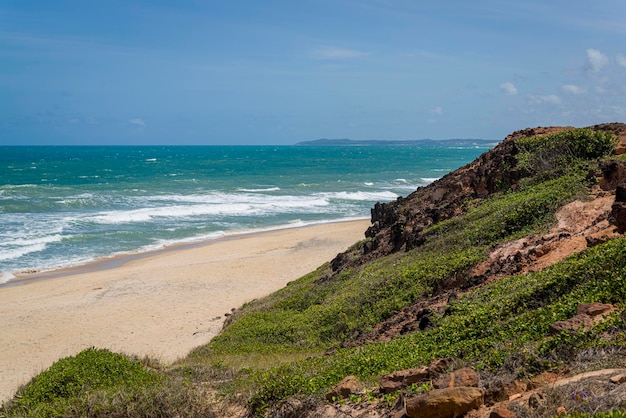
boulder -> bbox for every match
[433,367,479,389]
[380,367,430,393]
[610,374,626,384]
[429,357,453,374]
[326,376,365,401]
[550,314,593,334]
[530,372,559,388]
[611,183,626,233]
[585,229,621,248]
[599,160,626,190]
[502,380,528,398]
[577,302,613,317]
[405,387,484,418]
[490,406,517,418]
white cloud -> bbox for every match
[561,84,586,95]
[313,47,368,60]
[529,94,562,105]
[499,82,518,95]
[129,118,146,127]
[431,106,443,116]
[617,53,626,68]
[586,48,609,72]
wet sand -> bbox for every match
[0,219,369,402]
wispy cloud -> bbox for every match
[528,94,562,105]
[312,47,368,60]
[499,81,518,95]
[129,118,146,127]
[617,53,626,68]
[431,106,443,116]
[561,84,585,95]
[586,48,609,72]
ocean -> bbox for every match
[0,145,491,283]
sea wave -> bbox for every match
[0,233,64,262]
[323,191,398,201]
[89,196,332,224]
[236,187,281,192]
[0,272,16,284]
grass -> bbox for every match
[240,237,626,415]
[0,348,217,418]
[2,127,622,417]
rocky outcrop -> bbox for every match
[331,124,626,273]
[611,182,626,233]
[599,160,626,190]
[489,407,517,418]
[433,368,479,389]
[325,376,365,401]
[549,303,614,334]
[379,360,466,394]
[380,367,429,394]
[405,387,485,418]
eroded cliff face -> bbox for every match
[331,123,626,273]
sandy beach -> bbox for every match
[0,219,369,402]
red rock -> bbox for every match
[433,367,479,389]
[585,230,621,248]
[326,376,364,401]
[490,406,517,418]
[577,302,613,317]
[406,387,484,418]
[429,358,453,374]
[610,374,626,384]
[600,160,626,190]
[380,367,430,393]
[503,380,528,397]
[549,314,593,334]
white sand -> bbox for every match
[0,220,369,402]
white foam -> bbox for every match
[323,191,398,201]
[1,234,63,248]
[236,187,281,192]
[0,272,16,284]
[0,242,48,262]
[421,177,440,184]
[90,195,332,224]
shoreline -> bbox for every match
[0,218,370,402]
[2,217,369,289]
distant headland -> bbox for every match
[295,138,497,147]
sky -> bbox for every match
[1,0,625,145]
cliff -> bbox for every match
[332,123,626,271]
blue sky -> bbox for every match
[1,0,625,145]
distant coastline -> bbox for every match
[295,138,498,147]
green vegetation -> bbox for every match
[1,348,159,417]
[0,348,215,418]
[241,237,626,415]
[562,411,626,418]
[515,127,617,183]
[3,127,623,417]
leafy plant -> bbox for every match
[1,348,161,417]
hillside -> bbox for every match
[295,138,496,147]
[3,123,626,418]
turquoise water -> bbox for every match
[0,145,491,282]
